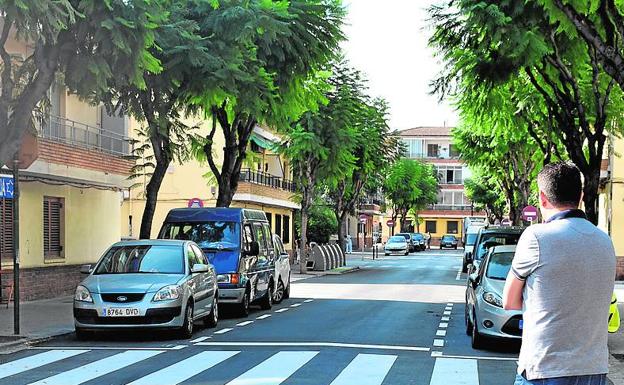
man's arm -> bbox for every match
[503,272,525,310]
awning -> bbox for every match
[250,133,277,151]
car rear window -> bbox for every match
[475,233,522,260]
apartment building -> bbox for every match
[398,126,484,243]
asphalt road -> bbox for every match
[0,249,523,385]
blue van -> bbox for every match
[159,208,276,316]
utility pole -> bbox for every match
[12,157,20,335]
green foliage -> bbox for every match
[464,176,506,221]
[295,201,339,244]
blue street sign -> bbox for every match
[0,176,14,198]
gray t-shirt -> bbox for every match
[511,217,616,380]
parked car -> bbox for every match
[159,208,275,317]
[440,234,458,249]
[465,245,522,349]
[462,224,486,272]
[462,216,487,244]
[73,240,218,340]
[466,226,525,273]
[411,233,426,251]
[396,233,416,252]
[384,235,409,255]
[272,234,291,304]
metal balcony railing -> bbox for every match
[239,169,297,192]
[35,113,131,156]
[428,204,473,211]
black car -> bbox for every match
[411,233,426,251]
[396,233,416,252]
[440,234,458,249]
[464,225,525,273]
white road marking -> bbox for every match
[190,336,211,343]
[275,308,289,313]
[439,323,448,328]
[126,351,239,385]
[196,341,430,352]
[214,328,233,335]
[171,345,187,350]
[443,311,451,316]
[290,303,302,308]
[436,330,447,337]
[433,339,445,347]
[236,321,254,327]
[0,350,89,380]
[304,299,314,303]
[431,351,443,357]
[441,317,450,322]
[256,314,272,320]
[29,350,163,385]
[225,351,318,385]
[445,307,453,311]
[329,353,397,385]
[429,358,479,385]
[434,353,519,362]
[447,303,454,306]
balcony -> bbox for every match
[36,113,131,156]
[238,169,296,192]
[428,204,473,211]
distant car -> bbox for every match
[465,245,522,349]
[411,233,426,251]
[396,233,416,252]
[440,234,458,249]
[272,234,291,304]
[462,224,486,272]
[73,240,218,340]
[467,226,525,273]
[384,236,409,255]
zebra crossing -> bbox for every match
[0,347,517,385]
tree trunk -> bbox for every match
[299,206,309,274]
[337,214,346,253]
[139,135,171,239]
[582,166,601,225]
[415,212,420,233]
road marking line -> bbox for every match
[441,317,450,322]
[172,345,187,350]
[443,311,451,316]
[431,351,443,357]
[275,308,289,313]
[290,303,302,307]
[195,341,430,352]
[445,306,453,311]
[0,350,90,380]
[447,303,453,306]
[30,346,177,351]
[226,351,318,385]
[439,323,448,328]
[29,350,163,385]
[214,328,233,335]
[256,314,272,320]
[434,353,519,362]
[190,336,211,343]
[433,339,445,347]
[436,330,447,337]
[430,358,479,385]
[127,351,240,385]
[329,353,397,385]
[304,299,314,303]
[236,321,254,327]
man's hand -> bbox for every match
[503,271,525,310]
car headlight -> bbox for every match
[74,285,93,303]
[483,292,503,308]
[217,274,240,285]
[153,285,182,302]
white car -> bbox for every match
[272,235,291,303]
[384,235,409,256]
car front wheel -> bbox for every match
[178,302,194,339]
[274,279,285,304]
[237,289,251,317]
[471,311,484,349]
[464,305,473,336]
[205,295,218,328]
[260,284,273,310]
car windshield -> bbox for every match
[486,252,515,280]
[160,222,240,250]
[476,233,521,260]
[442,235,455,241]
[412,234,424,241]
[389,236,406,243]
[466,233,478,245]
[94,245,184,275]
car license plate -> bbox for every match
[519,320,523,330]
[102,308,140,317]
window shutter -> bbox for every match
[0,198,14,261]
[44,197,63,258]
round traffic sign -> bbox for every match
[386,219,394,227]
[522,205,539,222]
[187,198,204,208]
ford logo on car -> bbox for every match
[117,296,128,302]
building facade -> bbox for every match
[397,126,484,244]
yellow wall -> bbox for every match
[611,137,624,257]
[7,181,122,269]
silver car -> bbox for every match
[384,235,409,255]
[73,240,218,339]
[465,245,522,349]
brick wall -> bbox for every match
[0,264,83,301]
[38,139,133,176]
[617,257,624,280]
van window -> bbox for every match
[160,222,240,250]
[253,223,268,253]
[263,224,273,251]
[243,224,254,252]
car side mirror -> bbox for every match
[245,241,260,257]
[191,263,209,273]
[468,273,480,288]
[80,264,92,274]
[466,251,473,262]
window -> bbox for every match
[43,197,64,259]
[0,198,14,261]
[266,213,272,232]
[427,144,439,158]
[434,166,463,185]
[449,144,461,158]
[275,214,282,239]
[187,245,201,270]
[425,220,437,233]
[94,245,184,275]
[282,215,290,244]
[191,244,207,265]
[447,221,459,234]
[263,224,273,252]
[253,224,268,253]
[243,224,253,252]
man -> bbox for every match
[426,231,432,250]
[345,234,352,254]
[503,162,616,385]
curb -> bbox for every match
[324,266,361,275]
[0,331,73,354]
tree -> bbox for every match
[295,198,339,244]
[464,176,506,223]
[0,0,162,166]
[198,0,345,208]
[383,159,438,234]
[429,0,624,224]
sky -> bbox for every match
[341,0,458,131]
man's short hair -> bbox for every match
[537,162,582,207]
